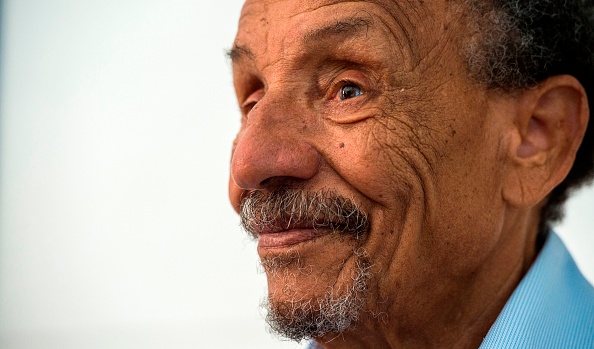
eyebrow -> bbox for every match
[226,44,253,63]
[227,16,373,63]
[302,17,372,44]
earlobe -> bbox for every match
[503,75,589,208]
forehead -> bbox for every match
[239,0,434,23]
[233,0,453,63]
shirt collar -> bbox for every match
[480,232,594,348]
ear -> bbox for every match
[502,75,589,208]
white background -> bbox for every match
[0,1,592,348]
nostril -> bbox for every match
[260,176,307,189]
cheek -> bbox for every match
[410,107,508,272]
[321,118,428,206]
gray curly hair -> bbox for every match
[464,0,594,245]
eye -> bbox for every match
[243,101,257,112]
[339,83,364,100]
[241,89,264,114]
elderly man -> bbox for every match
[227,0,594,347]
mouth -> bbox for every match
[240,188,370,251]
[257,227,332,249]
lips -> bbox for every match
[257,226,332,248]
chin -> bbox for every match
[261,245,373,342]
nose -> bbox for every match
[229,97,321,212]
[232,130,320,189]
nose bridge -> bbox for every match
[230,88,320,190]
[244,86,307,149]
[252,79,304,128]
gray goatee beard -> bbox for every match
[239,187,372,342]
[263,251,372,342]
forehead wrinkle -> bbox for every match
[373,0,424,67]
[234,0,433,71]
[302,0,426,68]
[287,0,366,16]
[302,16,373,45]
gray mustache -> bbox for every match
[240,188,369,239]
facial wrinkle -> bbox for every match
[296,0,425,71]
[369,112,436,232]
[288,0,368,18]
[381,0,421,65]
[302,16,373,44]
[372,95,439,173]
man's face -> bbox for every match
[229,0,511,341]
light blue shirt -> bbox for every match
[480,232,594,348]
[305,232,594,348]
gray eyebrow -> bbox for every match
[227,17,373,63]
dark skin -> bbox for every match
[228,0,589,347]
